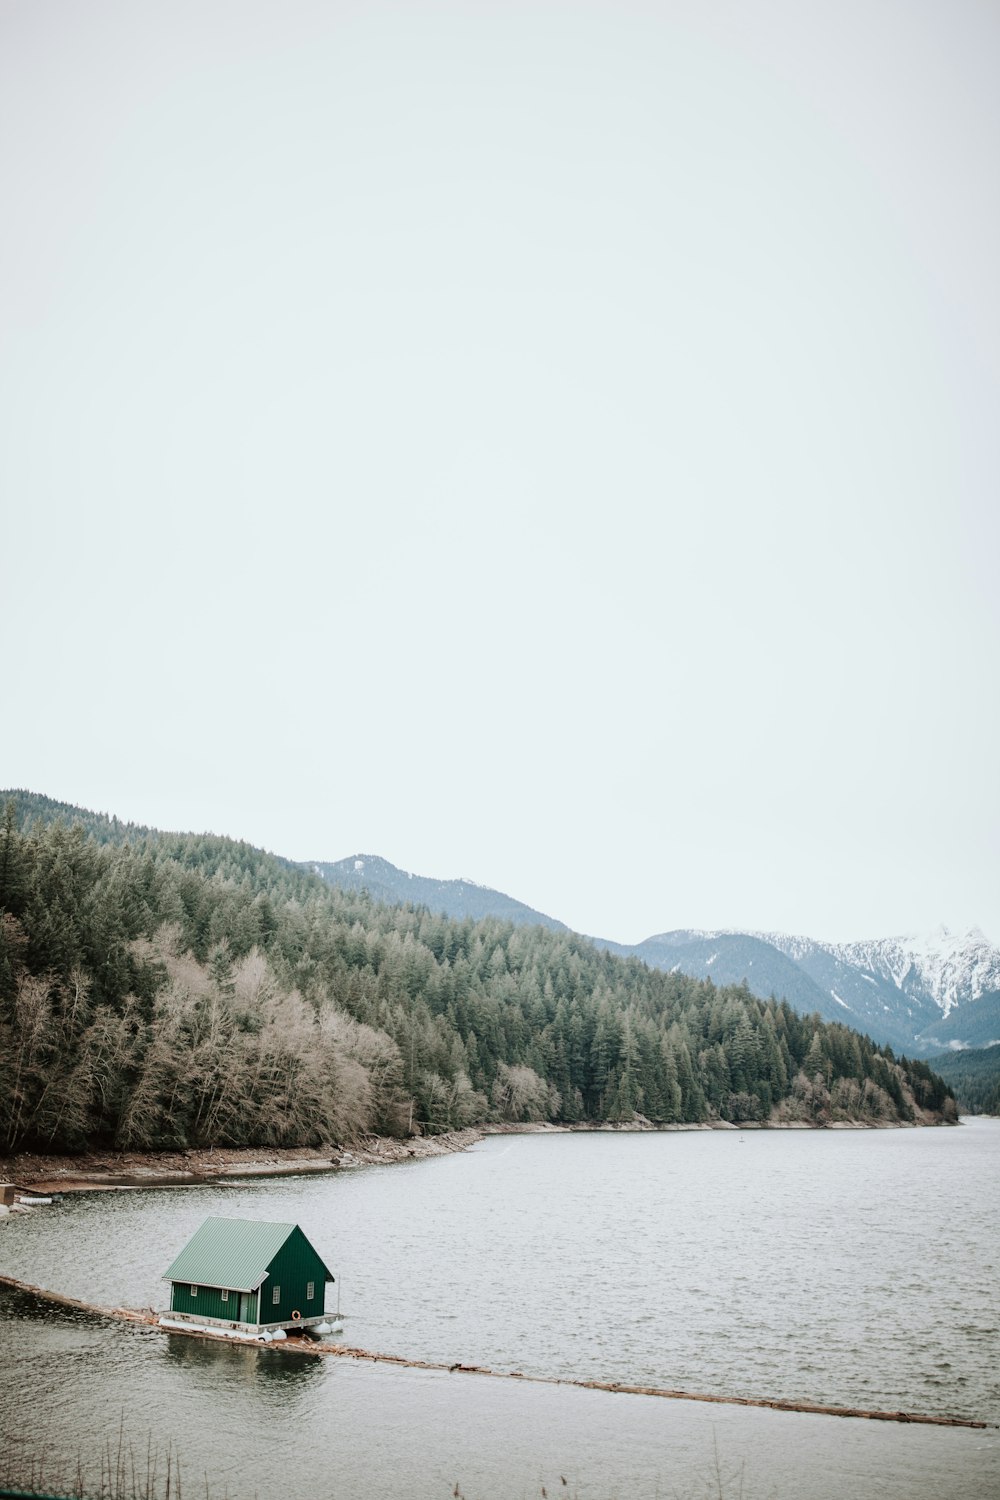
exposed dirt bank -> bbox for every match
[7,1123,637,1192]
[0,1128,491,1194]
[1,1114,948,1194]
[0,1121,724,1193]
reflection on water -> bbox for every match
[4,1123,997,1420]
[162,1329,323,1391]
[1,1285,998,1500]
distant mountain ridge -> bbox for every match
[3,796,992,1062]
[0,790,957,1148]
[308,855,570,933]
[609,927,1000,1058]
[824,928,1000,1018]
[310,854,999,1058]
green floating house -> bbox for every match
[162,1217,335,1336]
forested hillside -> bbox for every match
[927,1046,1000,1115]
[305,846,998,1058]
[0,793,955,1154]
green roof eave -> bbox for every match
[162,1271,269,1294]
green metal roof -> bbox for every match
[162,1217,332,1292]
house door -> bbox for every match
[239,1293,251,1322]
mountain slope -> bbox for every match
[827,929,1000,1019]
[308,852,998,1058]
[916,990,1000,1052]
[594,930,844,1023]
[927,1044,1000,1114]
[760,930,1000,1053]
[746,934,946,1053]
[308,854,569,932]
[2,792,954,1153]
[6,793,992,1064]
[620,928,1000,1057]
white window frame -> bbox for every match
[272,1285,281,1304]
[221,1289,229,1303]
[306,1281,315,1301]
[190,1285,197,1297]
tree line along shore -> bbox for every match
[0,793,956,1160]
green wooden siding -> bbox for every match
[259,1226,329,1324]
[170,1282,247,1322]
[167,1227,328,1326]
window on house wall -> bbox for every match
[221,1289,229,1303]
[306,1281,315,1301]
[272,1286,280,1304]
[191,1286,197,1297]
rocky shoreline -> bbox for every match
[1,1127,493,1194]
[1,1113,939,1196]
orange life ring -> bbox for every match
[291,1309,301,1322]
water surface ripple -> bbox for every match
[3,1122,1000,1498]
[2,1120,997,1421]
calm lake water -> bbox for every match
[1,1122,998,1498]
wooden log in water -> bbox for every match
[0,1272,989,1430]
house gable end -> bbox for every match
[259,1225,333,1326]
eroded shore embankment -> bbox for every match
[1,1126,493,1193]
[1,1115,930,1195]
[0,1270,988,1431]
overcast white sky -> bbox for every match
[2,1,997,945]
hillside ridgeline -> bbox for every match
[305,849,1000,1057]
[0,792,955,1155]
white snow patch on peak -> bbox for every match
[706,924,998,1019]
[353,859,364,872]
[705,953,719,966]
[661,928,726,943]
[744,931,817,962]
[830,990,849,1008]
[829,928,1000,1017]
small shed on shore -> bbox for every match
[163,1217,334,1333]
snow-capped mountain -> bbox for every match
[618,925,1000,1056]
[828,928,1000,1019]
[307,854,998,1058]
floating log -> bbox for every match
[0,1273,989,1431]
